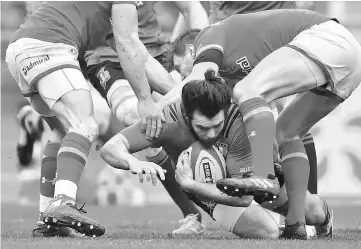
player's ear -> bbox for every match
[188,44,195,58]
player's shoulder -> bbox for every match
[221,103,243,139]
[194,24,225,59]
[163,101,184,123]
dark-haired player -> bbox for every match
[6,1,180,237]
[158,9,361,239]
[100,69,333,239]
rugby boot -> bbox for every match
[216,172,280,203]
[280,221,308,240]
[172,214,206,235]
[43,194,105,237]
[315,197,334,238]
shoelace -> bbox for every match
[67,202,87,214]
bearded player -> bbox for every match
[100,69,333,239]
[153,9,361,239]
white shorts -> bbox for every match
[288,20,361,100]
[212,185,288,233]
[6,38,89,112]
[213,201,259,232]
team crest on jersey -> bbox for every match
[97,67,111,90]
[215,142,228,157]
[236,56,252,75]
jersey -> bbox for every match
[11,1,138,52]
[194,9,335,83]
[121,101,253,177]
[84,1,169,67]
[216,1,297,21]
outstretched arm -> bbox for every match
[100,121,165,185]
[111,3,164,139]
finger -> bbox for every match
[143,168,152,183]
[156,166,166,181]
[140,115,147,133]
[155,116,162,139]
[138,172,144,183]
[150,169,158,186]
[146,118,152,139]
[150,117,157,139]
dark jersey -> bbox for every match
[194,9,335,84]
[121,101,253,177]
[11,1,138,52]
[85,1,169,66]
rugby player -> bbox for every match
[206,1,319,195]
[18,1,209,237]
[100,69,333,239]
[154,9,361,239]
[6,1,178,237]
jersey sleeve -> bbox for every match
[120,121,162,153]
[225,117,254,177]
[193,24,225,66]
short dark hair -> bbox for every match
[182,69,231,119]
[172,29,201,56]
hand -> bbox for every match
[129,160,167,186]
[175,151,194,188]
[138,97,165,140]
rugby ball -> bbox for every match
[184,141,227,183]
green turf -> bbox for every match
[1,203,361,249]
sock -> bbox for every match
[54,132,92,200]
[239,97,275,177]
[146,148,202,222]
[39,142,60,213]
[279,139,309,225]
[302,133,318,194]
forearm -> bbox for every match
[114,33,151,100]
[100,133,139,170]
[145,55,178,95]
[182,179,252,207]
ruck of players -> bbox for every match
[6,0,361,241]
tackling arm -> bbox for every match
[175,151,252,207]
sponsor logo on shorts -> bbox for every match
[22,55,50,76]
[236,56,252,75]
[201,160,213,183]
[97,67,111,90]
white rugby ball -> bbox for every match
[184,141,227,183]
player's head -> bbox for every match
[182,69,231,147]
[172,29,201,79]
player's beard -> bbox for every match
[189,125,220,149]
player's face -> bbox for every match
[190,110,225,148]
[173,52,195,80]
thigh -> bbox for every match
[238,46,327,102]
[289,20,361,100]
[276,91,340,141]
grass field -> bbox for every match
[1,203,361,249]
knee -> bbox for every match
[232,206,280,239]
[69,117,99,142]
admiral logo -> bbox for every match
[97,67,111,90]
[22,55,50,76]
[236,56,252,75]
[202,160,213,183]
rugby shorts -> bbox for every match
[287,20,361,101]
[6,38,89,114]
